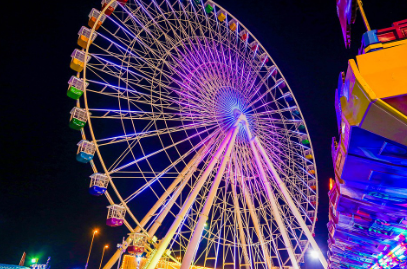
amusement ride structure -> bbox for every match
[328,0,407,268]
[66,0,326,268]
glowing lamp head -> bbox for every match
[105,245,109,248]
[31,258,38,263]
[94,229,99,234]
[310,250,319,259]
[329,178,334,190]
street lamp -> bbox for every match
[98,245,109,269]
[85,229,98,269]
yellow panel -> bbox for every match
[356,43,407,99]
[77,35,92,49]
[120,255,137,269]
[70,58,85,72]
[218,13,226,22]
[383,38,407,49]
[340,60,374,126]
[364,43,383,53]
[229,23,237,31]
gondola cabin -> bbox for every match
[239,30,249,41]
[118,0,128,4]
[282,92,293,102]
[204,1,214,14]
[300,134,310,145]
[101,0,118,16]
[88,8,107,31]
[307,165,316,175]
[106,204,126,227]
[276,78,286,89]
[76,140,96,163]
[267,65,278,78]
[249,41,258,51]
[67,76,88,100]
[259,53,269,64]
[296,121,305,131]
[307,210,317,222]
[310,195,317,206]
[229,19,237,31]
[89,173,109,196]
[308,179,317,191]
[77,26,97,49]
[304,149,313,160]
[69,107,88,130]
[217,10,226,22]
[70,49,91,73]
[127,233,147,256]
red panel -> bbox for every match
[377,19,407,42]
[383,94,407,116]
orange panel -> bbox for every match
[356,43,407,99]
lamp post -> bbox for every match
[99,245,109,269]
[85,229,98,269]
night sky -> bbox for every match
[1,0,406,268]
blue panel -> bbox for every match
[76,152,94,163]
[362,30,379,48]
[89,186,107,196]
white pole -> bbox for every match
[229,167,251,269]
[235,160,274,269]
[244,121,300,269]
[102,144,210,269]
[180,125,240,269]
[144,129,235,269]
[254,136,328,269]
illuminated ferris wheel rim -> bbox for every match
[69,0,325,268]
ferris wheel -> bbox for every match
[67,0,327,268]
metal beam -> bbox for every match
[254,136,328,269]
[102,144,209,269]
[243,121,300,269]
[180,124,240,269]
[143,129,235,269]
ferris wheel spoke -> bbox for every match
[87,74,204,110]
[121,130,217,204]
[232,156,274,269]
[242,118,300,269]
[107,123,218,175]
[88,107,217,122]
[96,121,216,147]
[103,136,218,269]
[144,126,237,269]
[229,166,252,269]
[253,137,327,267]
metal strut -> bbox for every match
[244,119,300,269]
[254,137,328,269]
[102,144,210,269]
[144,127,237,269]
[180,123,240,269]
[234,157,274,269]
[230,167,251,269]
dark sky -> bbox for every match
[1,0,405,268]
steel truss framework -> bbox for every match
[73,0,327,268]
